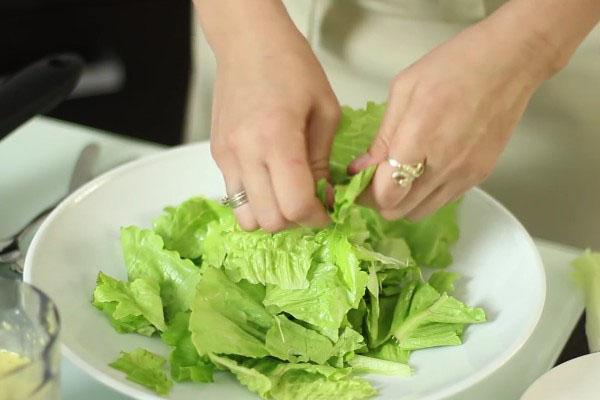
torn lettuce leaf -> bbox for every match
[429,270,460,294]
[382,201,460,268]
[161,312,214,383]
[332,166,376,223]
[153,196,231,259]
[189,267,273,358]
[209,354,377,400]
[109,348,173,395]
[348,355,411,376]
[264,261,359,341]
[329,102,386,184]
[120,226,202,317]
[92,272,165,335]
[368,342,411,364]
[265,314,334,364]
[392,284,485,349]
[203,224,318,290]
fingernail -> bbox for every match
[326,183,335,208]
[348,153,373,174]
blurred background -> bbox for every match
[2,0,599,249]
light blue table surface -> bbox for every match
[0,117,585,400]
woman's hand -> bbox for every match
[349,19,554,221]
[197,0,339,232]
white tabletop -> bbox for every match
[0,117,585,400]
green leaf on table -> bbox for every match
[92,272,166,335]
[120,226,202,318]
[109,348,173,395]
[572,250,600,352]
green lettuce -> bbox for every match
[348,355,411,376]
[209,354,377,400]
[572,250,600,352]
[265,314,334,364]
[429,270,460,294]
[92,272,165,335]
[382,201,460,268]
[161,312,214,382]
[203,224,318,289]
[329,102,386,184]
[94,102,487,400]
[121,226,202,317]
[109,348,173,395]
[189,267,272,358]
[153,197,231,259]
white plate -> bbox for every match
[24,143,546,400]
[521,353,600,400]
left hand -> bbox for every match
[349,22,552,221]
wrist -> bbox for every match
[475,13,563,86]
[194,0,303,65]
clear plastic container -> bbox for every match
[0,278,60,400]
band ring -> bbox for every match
[221,190,249,209]
[387,158,425,187]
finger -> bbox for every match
[238,156,289,233]
[268,133,331,228]
[359,116,428,212]
[404,183,463,221]
[307,100,340,181]
[211,143,258,231]
[348,77,415,174]
[379,157,444,220]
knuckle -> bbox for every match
[257,110,297,134]
[390,75,409,96]
[238,217,258,231]
[380,208,400,222]
[463,158,495,183]
[281,199,315,222]
[259,214,288,233]
[369,134,391,157]
[373,187,402,211]
[225,131,244,153]
[321,99,341,124]
[413,82,465,113]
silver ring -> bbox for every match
[221,190,249,209]
[387,158,425,187]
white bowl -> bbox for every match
[521,352,600,400]
[24,142,546,400]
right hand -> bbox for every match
[209,15,339,232]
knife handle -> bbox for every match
[0,53,84,141]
